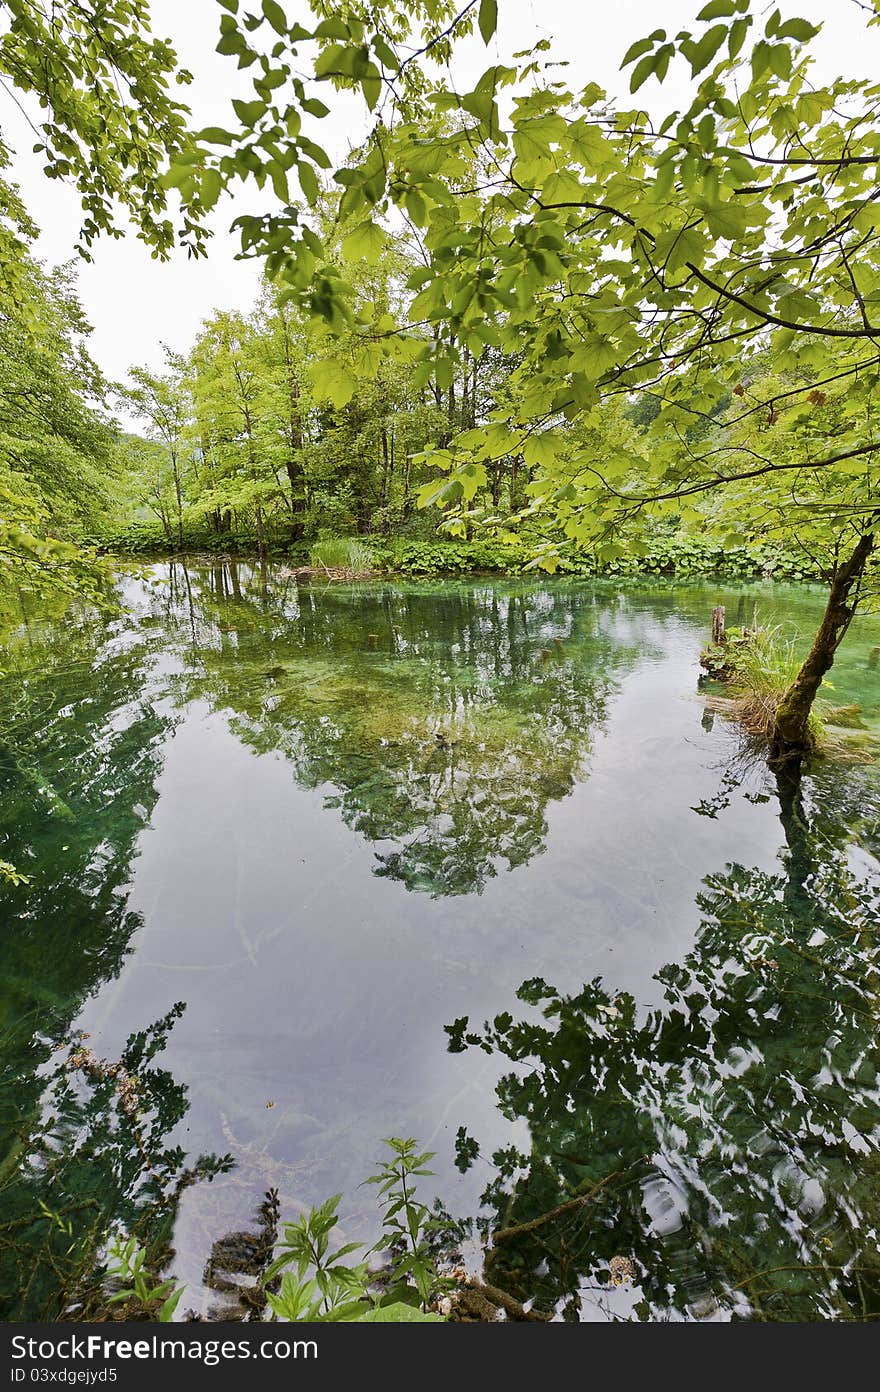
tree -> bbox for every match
[122,354,192,552]
[0,0,210,602]
[187,302,312,548]
[260,285,314,539]
[192,0,880,758]
[117,434,180,543]
[0,179,119,611]
[0,0,208,265]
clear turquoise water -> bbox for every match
[2,562,879,1320]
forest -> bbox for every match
[2,0,880,1332]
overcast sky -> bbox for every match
[2,0,876,398]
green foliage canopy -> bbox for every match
[188,0,880,571]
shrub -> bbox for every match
[372,535,817,582]
[100,1139,446,1323]
[85,523,818,584]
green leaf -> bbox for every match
[354,1303,444,1322]
[700,198,754,239]
[298,161,320,205]
[216,31,245,56]
[629,54,657,92]
[197,127,234,146]
[569,333,619,378]
[630,46,673,92]
[232,99,267,127]
[851,205,879,233]
[656,224,705,273]
[313,17,351,40]
[163,163,196,190]
[317,1299,373,1322]
[478,0,498,45]
[262,0,288,36]
[776,18,819,42]
[269,163,289,202]
[340,220,386,265]
[751,39,773,78]
[620,36,655,68]
[200,168,222,209]
[768,42,792,79]
[158,1287,184,1322]
[686,24,726,75]
[404,189,427,226]
[728,16,750,56]
[522,431,564,468]
[308,360,358,408]
[360,62,382,110]
[697,0,737,18]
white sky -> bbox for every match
[1,0,876,399]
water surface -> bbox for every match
[2,563,879,1320]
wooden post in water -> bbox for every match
[712,605,726,645]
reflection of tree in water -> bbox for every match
[0,563,642,1314]
[0,604,172,1043]
[0,604,228,1318]
[449,780,880,1320]
[165,561,639,895]
[0,603,170,1099]
[0,1006,231,1320]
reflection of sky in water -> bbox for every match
[2,564,880,1318]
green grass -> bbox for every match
[309,538,375,573]
[724,620,824,749]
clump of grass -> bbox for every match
[703,613,875,761]
[704,616,824,751]
[309,537,375,574]
[729,623,823,750]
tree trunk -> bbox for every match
[285,461,305,540]
[153,501,172,543]
[402,450,412,517]
[460,348,470,431]
[172,451,184,553]
[771,530,874,759]
[380,425,391,525]
[286,375,305,541]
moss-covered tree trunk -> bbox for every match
[771,530,874,760]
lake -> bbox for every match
[2,562,880,1320]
